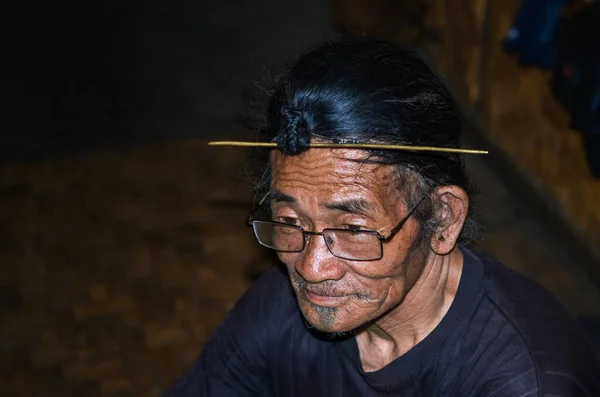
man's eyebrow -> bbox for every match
[269,189,295,203]
[269,190,375,216]
[324,199,375,216]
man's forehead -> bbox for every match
[270,148,389,175]
[271,147,369,160]
[269,149,398,194]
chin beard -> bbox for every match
[300,301,357,340]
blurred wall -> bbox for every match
[4,0,333,164]
[333,0,600,275]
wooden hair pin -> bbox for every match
[207,141,488,155]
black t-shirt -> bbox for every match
[165,246,600,396]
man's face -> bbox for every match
[270,149,426,333]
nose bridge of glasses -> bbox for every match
[301,229,335,254]
[302,229,322,245]
[302,230,324,237]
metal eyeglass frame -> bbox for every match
[245,193,425,261]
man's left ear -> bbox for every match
[430,186,469,255]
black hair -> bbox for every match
[246,37,481,245]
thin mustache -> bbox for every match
[292,274,370,300]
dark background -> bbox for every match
[4,0,333,163]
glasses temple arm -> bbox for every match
[246,191,271,226]
[382,196,427,240]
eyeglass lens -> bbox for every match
[252,221,382,260]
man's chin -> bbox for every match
[299,301,358,335]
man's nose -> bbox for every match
[295,233,345,283]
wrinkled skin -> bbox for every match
[270,148,431,333]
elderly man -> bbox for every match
[166,38,600,396]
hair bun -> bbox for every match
[275,106,311,154]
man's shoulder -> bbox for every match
[246,265,292,299]
[478,251,579,336]
[473,250,600,394]
[232,265,299,333]
[478,251,571,320]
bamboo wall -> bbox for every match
[333,0,600,260]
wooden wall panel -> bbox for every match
[479,1,600,252]
[430,0,487,106]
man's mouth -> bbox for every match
[302,287,350,306]
[303,286,349,297]
[291,272,371,305]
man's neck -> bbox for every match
[355,247,464,372]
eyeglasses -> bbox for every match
[246,195,424,261]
